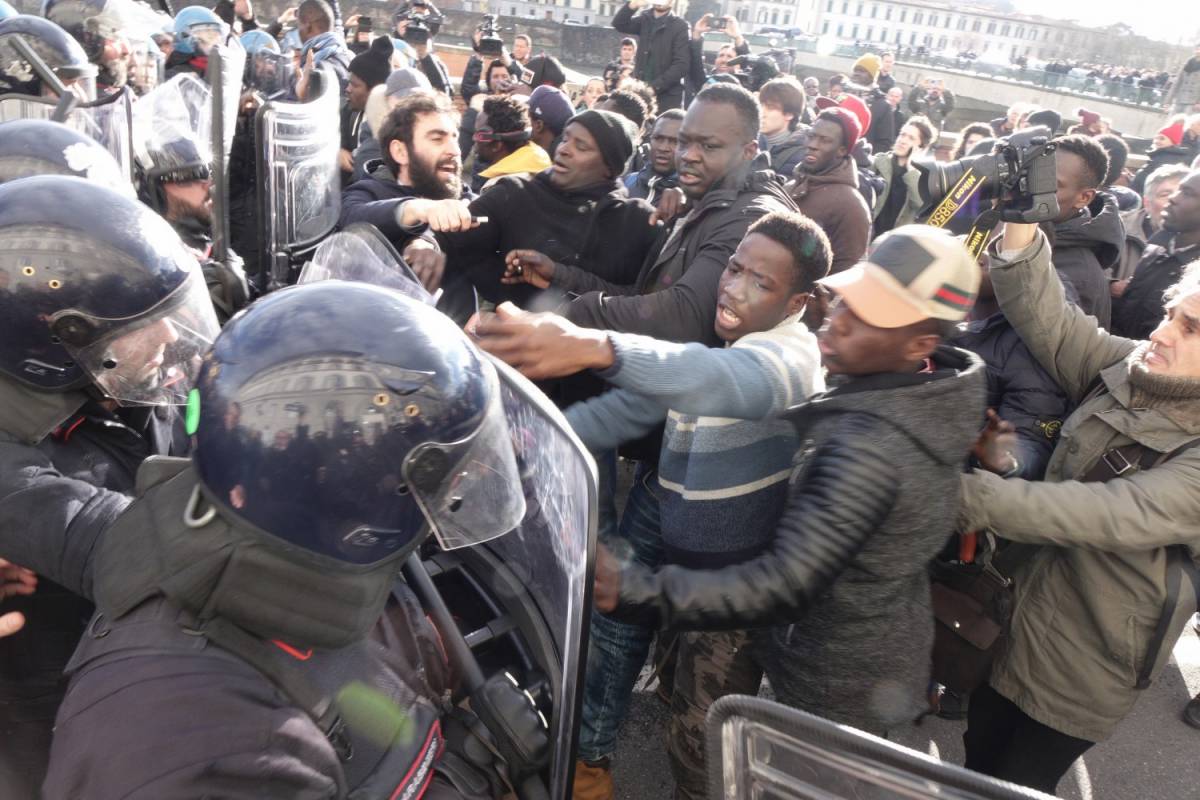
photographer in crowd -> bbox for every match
[686,13,749,97]
[394,0,451,96]
[908,76,955,132]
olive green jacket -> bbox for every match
[870,152,924,229]
[960,230,1200,743]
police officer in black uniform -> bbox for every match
[39,281,554,799]
[0,172,220,796]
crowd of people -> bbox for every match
[2,0,1200,798]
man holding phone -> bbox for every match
[686,12,749,98]
[612,0,691,110]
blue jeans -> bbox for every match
[578,462,663,763]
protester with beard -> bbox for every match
[1047,134,1124,329]
[1117,164,1190,282]
[790,108,871,273]
[871,116,933,234]
[339,92,478,321]
[756,77,809,180]
[352,66,433,181]
[625,108,682,203]
[612,0,690,110]
[438,109,658,315]
[958,218,1200,796]
[42,0,142,93]
[1113,170,1200,340]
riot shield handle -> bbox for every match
[403,553,552,800]
[9,35,77,122]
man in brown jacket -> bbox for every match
[788,107,871,273]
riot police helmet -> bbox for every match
[172,5,226,57]
[0,14,96,97]
[190,281,527,567]
[0,117,130,191]
[0,175,220,403]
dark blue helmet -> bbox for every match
[0,118,129,190]
[191,281,526,567]
[0,175,219,403]
[0,14,96,96]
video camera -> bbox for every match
[475,14,505,58]
[725,54,779,92]
[395,1,443,46]
[914,125,1059,254]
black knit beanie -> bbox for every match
[567,109,638,179]
[349,36,394,88]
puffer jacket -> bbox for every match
[614,346,986,734]
[567,155,795,345]
[960,230,1200,743]
[952,312,1071,480]
[1050,191,1125,330]
[791,156,871,273]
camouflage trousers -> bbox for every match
[667,630,763,800]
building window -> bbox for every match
[870,3,877,18]
[929,14,937,26]
[510,4,516,13]
[880,27,887,41]
[865,26,873,39]
[986,21,996,34]
[908,31,916,44]
[971,19,980,32]
[851,23,859,37]
[1000,23,1010,36]
[784,12,791,24]
[823,19,830,33]
[913,12,922,25]
[1015,26,1023,38]
[856,3,863,16]
[825,0,833,10]
[895,29,902,43]
[758,9,767,23]
[899,9,906,22]
[937,35,947,49]
[957,17,966,30]
[884,5,892,20]
[837,23,845,36]
[841,0,848,13]
[771,10,778,24]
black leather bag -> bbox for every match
[929,545,1013,695]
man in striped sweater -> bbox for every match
[477,211,831,799]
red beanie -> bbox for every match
[1077,107,1101,128]
[1158,121,1185,147]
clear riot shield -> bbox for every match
[296,236,596,800]
[246,49,296,100]
[299,223,435,305]
[206,40,246,265]
[0,87,134,182]
[707,695,1055,800]
[255,63,340,290]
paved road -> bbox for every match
[612,627,1200,799]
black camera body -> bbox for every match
[709,16,727,30]
[395,1,443,46]
[725,55,779,92]
[476,15,505,58]
[914,125,1059,226]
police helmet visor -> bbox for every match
[52,270,219,405]
[404,365,527,551]
[186,23,224,54]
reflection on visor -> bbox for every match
[189,26,225,52]
[58,272,219,406]
[406,379,526,550]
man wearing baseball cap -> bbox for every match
[577,223,986,750]
[790,104,872,273]
[527,84,574,154]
